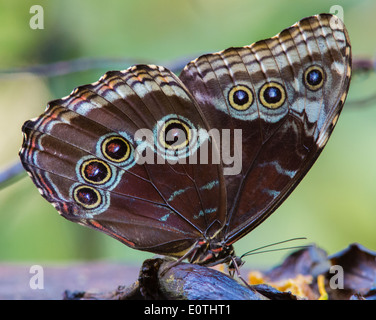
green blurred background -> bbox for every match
[0,0,375,269]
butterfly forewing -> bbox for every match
[179,14,351,244]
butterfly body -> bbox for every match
[20,14,351,266]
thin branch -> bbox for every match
[0,55,199,78]
[0,162,25,189]
[352,57,376,74]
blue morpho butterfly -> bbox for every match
[20,14,351,271]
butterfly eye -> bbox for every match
[259,82,286,109]
[73,185,102,209]
[159,118,191,151]
[80,159,112,185]
[102,136,131,163]
[228,85,254,111]
[304,65,325,91]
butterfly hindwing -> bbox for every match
[20,65,227,255]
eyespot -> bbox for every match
[158,118,191,151]
[101,136,131,163]
[228,85,254,111]
[303,65,325,91]
[154,114,202,160]
[259,82,286,109]
[80,159,111,185]
[73,185,102,209]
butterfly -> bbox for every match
[20,14,351,268]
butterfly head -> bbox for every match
[188,239,235,267]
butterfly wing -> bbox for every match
[20,65,227,256]
[179,14,352,244]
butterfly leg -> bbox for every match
[230,256,255,290]
[159,241,202,277]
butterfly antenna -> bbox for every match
[241,245,312,258]
[240,237,309,259]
